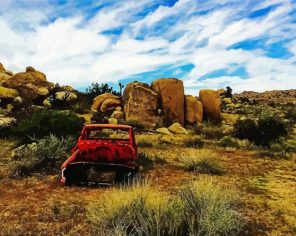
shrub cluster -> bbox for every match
[6,109,84,141]
[10,135,75,178]
[234,112,288,147]
[136,152,167,167]
[87,178,244,236]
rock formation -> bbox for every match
[91,93,120,112]
[185,95,203,124]
[151,78,185,126]
[199,89,221,122]
[123,82,158,128]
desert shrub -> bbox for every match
[219,136,240,148]
[284,106,296,121]
[10,134,75,178]
[10,110,84,141]
[180,178,244,236]
[178,149,224,175]
[137,139,154,147]
[183,136,204,148]
[194,124,226,140]
[87,182,185,236]
[137,152,166,167]
[234,112,288,147]
[88,179,244,236]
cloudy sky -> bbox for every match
[0,0,296,94]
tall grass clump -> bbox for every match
[180,177,244,236]
[178,149,224,175]
[87,179,244,236]
[87,181,185,236]
[11,134,75,178]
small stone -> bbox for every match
[108,118,118,125]
[156,127,172,135]
[168,122,188,134]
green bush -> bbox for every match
[180,178,244,236]
[10,109,84,141]
[194,124,226,140]
[234,112,288,147]
[219,136,240,148]
[11,135,75,178]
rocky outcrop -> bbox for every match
[124,82,158,128]
[199,89,221,122]
[168,122,188,134]
[3,66,54,100]
[0,86,19,99]
[151,78,184,126]
[0,63,5,72]
[185,95,203,124]
[100,98,121,112]
[55,91,77,102]
[91,93,120,112]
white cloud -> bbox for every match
[0,0,295,94]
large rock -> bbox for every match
[0,63,5,72]
[122,81,150,102]
[0,72,12,85]
[55,91,78,102]
[91,93,119,112]
[124,82,158,128]
[100,98,121,112]
[3,66,54,100]
[156,127,172,135]
[0,86,19,99]
[185,95,203,124]
[151,78,185,126]
[168,122,188,134]
[199,89,221,122]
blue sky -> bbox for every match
[0,0,296,94]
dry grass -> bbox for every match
[178,149,225,175]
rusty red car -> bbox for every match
[61,124,139,185]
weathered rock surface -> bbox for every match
[0,115,16,128]
[0,63,5,72]
[0,72,12,85]
[151,78,184,126]
[199,89,221,122]
[100,98,121,112]
[185,95,203,124]
[55,91,77,102]
[123,82,158,128]
[108,118,118,125]
[156,127,172,135]
[0,86,19,99]
[168,122,188,134]
[111,110,124,119]
[3,66,54,100]
[91,93,119,112]
[122,81,150,102]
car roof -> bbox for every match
[84,124,132,129]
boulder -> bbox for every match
[156,127,172,135]
[115,106,122,111]
[122,81,150,102]
[151,78,184,126]
[43,98,52,108]
[12,96,23,107]
[0,63,5,72]
[61,85,75,92]
[3,67,54,100]
[0,72,12,85]
[55,91,78,102]
[100,98,121,112]
[185,95,203,124]
[199,89,221,122]
[91,93,119,112]
[168,122,188,134]
[108,118,118,125]
[111,110,124,119]
[123,82,158,128]
[0,115,16,128]
[0,86,19,99]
